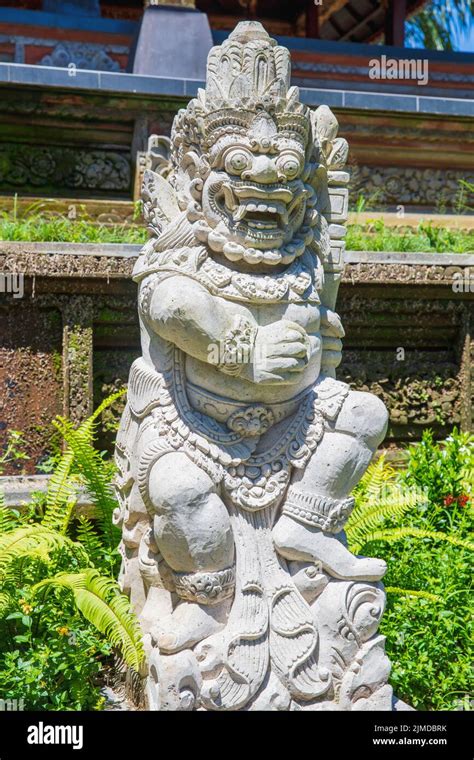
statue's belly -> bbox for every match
[185,352,321,406]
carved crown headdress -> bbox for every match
[176,22,310,152]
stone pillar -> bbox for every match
[62,295,94,424]
[131,0,212,80]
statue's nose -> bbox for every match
[242,155,278,184]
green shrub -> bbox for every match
[347,431,474,710]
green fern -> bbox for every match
[75,388,126,444]
[0,503,21,534]
[41,449,76,534]
[0,591,14,615]
[347,455,474,556]
[347,494,421,553]
[0,525,88,580]
[53,418,119,555]
[353,455,395,499]
[0,392,146,702]
[42,389,125,538]
[76,516,106,567]
[385,586,442,603]
[347,456,423,553]
[33,569,144,671]
[359,526,474,552]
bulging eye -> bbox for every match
[225,150,251,175]
[277,154,301,180]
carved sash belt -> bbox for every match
[186,380,312,436]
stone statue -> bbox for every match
[114,21,393,711]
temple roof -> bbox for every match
[194,0,429,43]
[4,1,430,44]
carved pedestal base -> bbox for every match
[142,574,391,712]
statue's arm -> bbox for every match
[320,304,344,378]
[145,275,243,364]
[144,275,310,384]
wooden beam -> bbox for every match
[328,13,346,38]
[339,4,382,41]
[385,0,407,46]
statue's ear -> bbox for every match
[311,105,339,161]
[142,169,180,230]
[327,138,349,171]
[182,150,210,180]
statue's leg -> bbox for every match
[273,390,388,581]
[147,452,234,653]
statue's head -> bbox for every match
[170,22,320,266]
[141,22,348,272]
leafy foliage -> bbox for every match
[0,430,29,475]
[348,456,421,553]
[0,392,144,710]
[347,430,473,710]
[34,570,143,673]
[346,219,474,254]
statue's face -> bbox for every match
[197,112,312,265]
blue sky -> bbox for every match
[455,23,474,52]
[405,1,474,52]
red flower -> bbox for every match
[443,495,455,506]
[457,494,469,508]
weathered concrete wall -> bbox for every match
[0,242,472,473]
[340,252,473,443]
[0,301,63,472]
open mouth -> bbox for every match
[232,200,288,229]
[215,181,304,238]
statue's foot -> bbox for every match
[324,554,387,582]
[273,515,387,582]
[151,598,232,654]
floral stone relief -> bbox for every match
[114,21,397,711]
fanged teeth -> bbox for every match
[222,185,238,211]
[230,199,289,227]
[233,205,247,222]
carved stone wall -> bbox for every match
[39,42,123,71]
[0,144,131,195]
[0,70,472,205]
[349,166,474,210]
